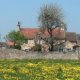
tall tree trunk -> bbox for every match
[49,31,53,51]
[50,37,53,51]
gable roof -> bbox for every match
[20,28,39,39]
[42,27,65,39]
[20,27,65,39]
[65,32,77,42]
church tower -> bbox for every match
[16,21,21,31]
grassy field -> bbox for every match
[0,59,80,80]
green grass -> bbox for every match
[0,59,80,80]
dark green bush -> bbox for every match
[31,44,41,51]
[14,45,21,50]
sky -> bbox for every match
[0,0,80,41]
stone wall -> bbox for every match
[0,48,80,60]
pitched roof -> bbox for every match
[65,32,77,42]
[42,27,65,39]
[20,28,39,39]
[53,28,65,39]
[20,27,65,39]
[0,42,6,47]
[7,41,14,46]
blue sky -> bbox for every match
[0,0,80,41]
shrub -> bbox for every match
[32,44,41,51]
[14,45,21,50]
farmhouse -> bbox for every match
[65,32,77,51]
[7,22,78,51]
[16,22,65,51]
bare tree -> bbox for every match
[38,4,66,51]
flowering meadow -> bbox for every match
[0,59,80,80]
